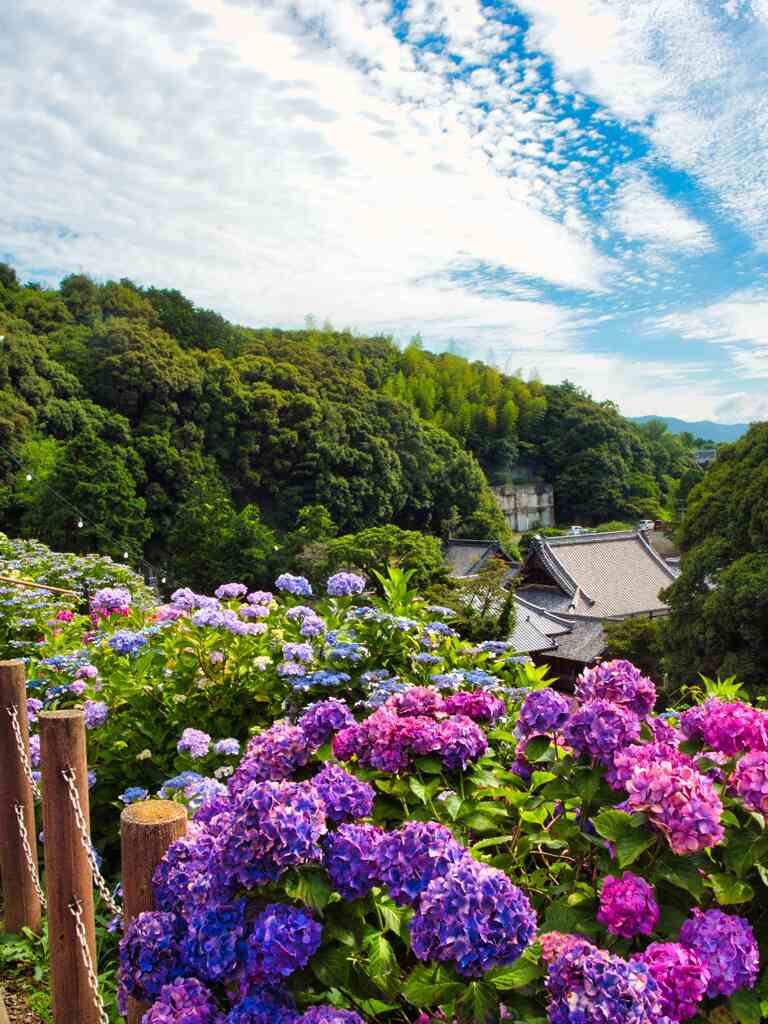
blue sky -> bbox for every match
[3,0,768,421]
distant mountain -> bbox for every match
[629,416,750,444]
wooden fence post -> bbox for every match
[0,659,42,933]
[121,799,188,1024]
[39,710,99,1024]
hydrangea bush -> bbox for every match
[3,547,768,1023]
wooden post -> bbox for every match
[0,659,42,933]
[121,800,187,1024]
[39,710,99,1024]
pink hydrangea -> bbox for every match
[575,660,656,717]
[633,942,710,1021]
[606,742,693,791]
[624,758,724,854]
[597,872,658,938]
[700,700,768,756]
[540,932,594,964]
[731,750,768,814]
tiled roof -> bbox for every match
[444,539,510,578]
[509,594,606,663]
[531,530,678,618]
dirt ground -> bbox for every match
[1,980,44,1024]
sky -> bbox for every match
[3,1,768,422]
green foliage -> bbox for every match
[603,616,666,683]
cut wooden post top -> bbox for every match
[122,800,187,827]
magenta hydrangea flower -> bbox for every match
[632,942,710,1021]
[178,728,212,758]
[385,686,445,718]
[516,689,571,741]
[298,699,355,749]
[326,572,366,596]
[679,909,759,997]
[410,858,536,977]
[245,903,322,979]
[606,741,693,791]
[575,660,656,717]
[731,750,768,813]
[597,872,658,938]
[624,758,724,854]
[563,700,641,765]
[323,824,383,901]
[376,821,467,906]
[311,763,374,822]
[229,723,311,796]
[142,977,225,1024]
[540,933,594,964]
[443,690,506,723]
[700,701,768,756]
[333,709,441,773]
[546,944,664,1024]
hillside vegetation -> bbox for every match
[0,263,699,587]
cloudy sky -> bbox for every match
[4,0,768,422]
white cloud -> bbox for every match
[608,173,715,254]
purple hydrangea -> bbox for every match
[245,903,322,979]
[436,714,488,771]
[298,699,355,749]
[333,709,440,773]
[118,911,187,1002]
[298,1010,364,1024]
[679,703,708,742]
[731,750,768,813]
[185,899,247,982]
[153,826,218,917]
[326,572,366,597]
[606,741,693,791]
[625,759,724,854]
[545,943,664,1024]
[410,858,536,976]
[26,698,43,723]
[275,574,313,597]
[299,614,326,638]
[108,629,148,656]
[516,689,570,740]
[214,738,241,757]
[29,733,41,768]
[214,582,248,600]
[311,763,375,822]
[92,586,131,611]
[700,701,768,756]
[247,591,274,606]
[214,780,326,889]
[376,821,467,906]
[323,824,383,900]
[178,728,212,759]
[385,686,445,718]
[597,872,659,938]
[563,700,641,765]
[84,699,109,729]
[632,942,710,1021]
[575,660,656,717]
[442,691,506,723]
[143,977,224,1024]
[282,642,314,663]
[226,984,298,1024]
[679,909,759,997]
[229,724,311,796]
[540,933,595,964]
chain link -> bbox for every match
[61,768,123,919]
[69,899,110,1024]
[6,705,41,800]
[12,802,47,909]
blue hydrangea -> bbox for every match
[411,858,536,976]
[120,787,149,804]
[323,824,383,901]
[376,821,467,907]
[214,738,241,756]
[226,983,298,1024]
[185,899,247,982]
[118,911,187,1003]
[546,943,665,1024]
[311,763,375,822]
[298,699,355,748]
[288,671,351,692]
[245,903,322,978]
[326,573,366,597]
[275,574,313,597]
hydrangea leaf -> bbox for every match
[455,979,500,1024]
[708,873,755,906]
[486,957,545,990]
[402,964,464,1007]
[729,988,762,1024]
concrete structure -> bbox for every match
[491,482,555,533]
[694,449,717,468]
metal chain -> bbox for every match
[69,899,110,1024]
[12,802,47,909]
[6,706,41,800]
[61,768,122,919]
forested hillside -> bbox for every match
[0,263,699,586]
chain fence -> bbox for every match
[6,705,41,799]
[69,898,111,1024]
[12,802,47,910]
[62,768,123,920]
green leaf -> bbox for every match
[462,813,504,832]
[729,988,762,1024]
[524,736,551,761]
[592,809,639,842]
[472,834,520,852]
[455,980,500,1024]
[414,757,443,774]
[616,831,655,868]
[487,957,545,990]
[658,860,706,900]
[409,777,438,804]
[284,868,333,910]
[402,965,464,1007]
[364,934,399,996]
[311,944,351,989]
[708,873,755,906]
[572,766,602,804]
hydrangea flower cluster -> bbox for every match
[275,574,313,597]
[214,582,248,600]
[119,911,187,1002]
[699,700,768,756]
[311,763,374,822]
[731,750,768,813]
[516,688,570,740]
[679,909,759,997]
[142,977,224,1024]
[545,942,664,1024]
[246,904,322,979]
[442,690,506,723]
[323,823,383,900]
[376,822,467,906]
[632,942,710,1021]
[178,728,212,759]
[229,723,311,795]
[563,700,641,765]
[624,758,724,854]
[597,872,659,938]
[410,858,536,976]
[83,699,109,729]
[297,699,355,748]
[108,629,148,656]
[326,572,366,596]
[606,741,693,791]
[575,660,656,717]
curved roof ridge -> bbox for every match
[534,537,596,606]
[635,529,680,580]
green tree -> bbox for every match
[603,617,666,684]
